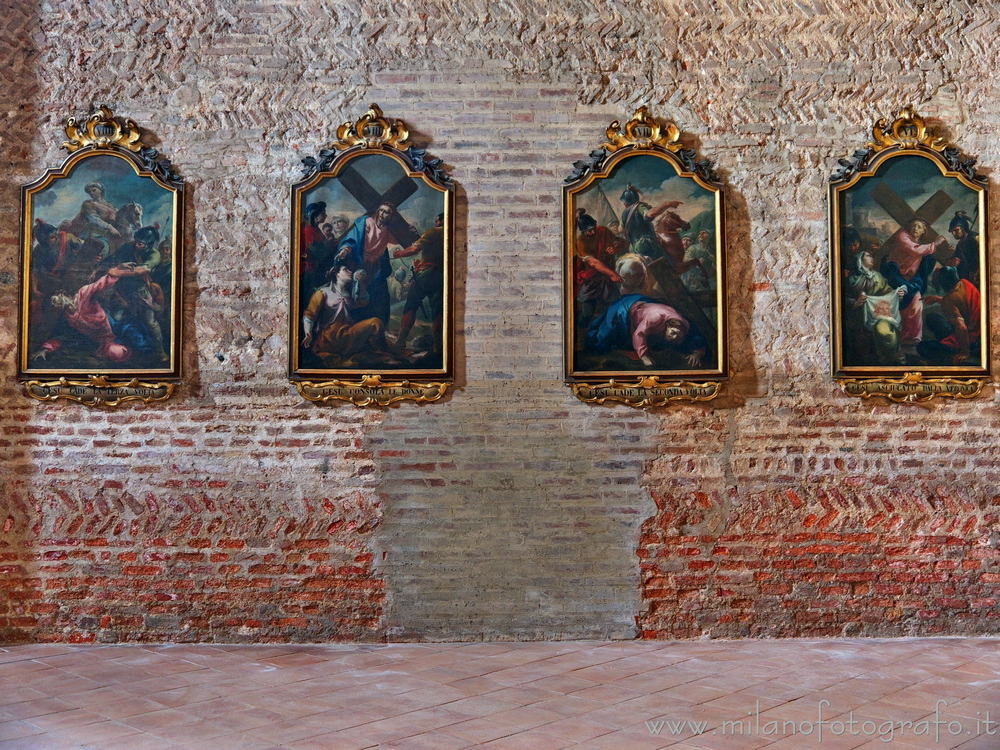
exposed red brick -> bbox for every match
[639,487,1000,639]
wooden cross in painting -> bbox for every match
[869,182,953,252]
[338,165,421,246]
[644,258,717,344]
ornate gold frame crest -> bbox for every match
[329,103,411,151]
[289,104,454,406]
[18,106,185,407]
[829,106,989,402]
[562,107,728,408]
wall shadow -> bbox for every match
[717,180,760,407]
[0,0,42,645]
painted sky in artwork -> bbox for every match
[303,153,444,236]
[842,154,979,240]
[32,153,175,233]
[575,153,716,228]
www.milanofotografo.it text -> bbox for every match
[647,701,996,744]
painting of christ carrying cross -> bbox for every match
[289,105,454,396]
[562,107,728,398]
[830,107,988,385]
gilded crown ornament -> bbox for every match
[566,106,720,184]
[300,103,451,185]
[602,106,681,152]
[62,106,145,153]
[831,105,983,185]
[334,103,411,150]
[867,106,945,153]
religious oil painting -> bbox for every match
[289,104,454,406]
[18,107,184,405]
[830,107,989,399]
[563,107,726,405]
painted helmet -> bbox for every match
[134,225,161,247]
[619,186,639,205]
[948,211,972,233]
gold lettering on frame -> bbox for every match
[26,377,174,406]
[572,378,720,408]
[297,375,449,407]
[838,373,984,403]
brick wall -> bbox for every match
[2,1,1000,643]
[639,399,1000,638]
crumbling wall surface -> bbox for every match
[2,1,1000,642]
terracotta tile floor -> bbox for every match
[0,639,997,749]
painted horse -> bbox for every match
[109,202,143,252]
[61,201,143,255]
[647,200,705,278]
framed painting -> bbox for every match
[830,106,989,402]
[289,104,454,406]
[18,107,184,406]
[563,107,727,407]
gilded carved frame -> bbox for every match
[829,106,989,402]
[288,104,455,406]
[562,107,728,407]
[18,107,184,406]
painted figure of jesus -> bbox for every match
[880,218,948,346]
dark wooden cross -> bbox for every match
[645,258,717,349]
[869,182,953,245]
[338,165,421,246]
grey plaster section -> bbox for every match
[370,382,659,641]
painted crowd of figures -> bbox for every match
[573,183,718,372]
[841,210,980,367]
[24,179,982,378]
[28,181,173,368]
[20,106,994,412]
[298,200,444,369]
